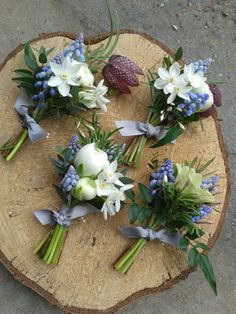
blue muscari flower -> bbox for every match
[60,165,80,192]
[106,143,126,161]
[178,91,209,117]
[62,33,85,63]
[68,135,81,160]
[192,204,213,223]
[149,159,175,196]
[193,58,214,73]
[49,88,56,96]
[201,175,219,193]
[34,81,43,88]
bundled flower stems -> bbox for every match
[33,115,133,264]
[114,158,219,294]
[115,48,221,166]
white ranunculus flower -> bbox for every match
[72,177,97,201]
[48,57,81,97]
[78,80,110,112]
[74,143,108,177]
[77,63,94,86]
[194,83,214,112]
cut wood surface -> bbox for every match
[0,31,230,313]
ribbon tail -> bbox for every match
[152,229,183,248]
[115,120,145,137]
[28,122,48,143]
[68,203,99,220]
[119,226,148,239]
[33,210,56,225]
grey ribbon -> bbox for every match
[115,120,168,140]
[119,226,183,248]
[15,93,48,143]
[34,203,99,227]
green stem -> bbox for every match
[119,239,147,274]
[42,224,60,262]
[134,135,147,167]
[51,226,68,264]
[33,230,53,255]
[114,238,144,271]
[46,224,64,264]
[6,129,28,161]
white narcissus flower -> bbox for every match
[167,81,192,104]
[74,143,108,177]
[102,159,124,186]
[194,82,214,112]
[48,57,81,97]
[183,63,206,89]
[77,63,94,86]
[72,177,97,201]
[95,172,117,197]
[78,80,110,112]
[101,184,134,220]
[154,62,184,95]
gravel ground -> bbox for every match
[0,0,235,313]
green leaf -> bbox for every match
[195,242,209,251]
[175,47,183,61]
[39,47,47,64]
[24,54,38,71]
[188,248,199,269]
[46,47,55,56]
[151,124,183,148]
[24,42,38,71]
[119,177,134,184]
[128,203,139,224]
[125,189,135,202]
[138,183,152,205]
[14,69,34,78]
[179,237,190,250]
[138,206,152,225]
[198,253,217,295]
[197,157,215,173]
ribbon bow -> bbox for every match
[115,120,168,140]
[15,93,48,143]
[34,203,99,227]
[119,226,183,248]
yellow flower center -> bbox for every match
[60,72,68,80]
[108,173,113,179]
[100,182,107,189]
[169,77,175,83]
[175,87,180,93]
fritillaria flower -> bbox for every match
[102,54,144,94]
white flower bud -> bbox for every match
[72,177,97,201]
[194,83,214,112]
[74,143,108,177]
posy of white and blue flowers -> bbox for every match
[33,116,133,264]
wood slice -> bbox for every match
[0,31,230,313]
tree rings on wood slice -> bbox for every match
[0,31,230,313]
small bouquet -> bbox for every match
[0,2,122,161]
[33,115,133,264]
[114,157,219,294]
[117,48,221,166]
